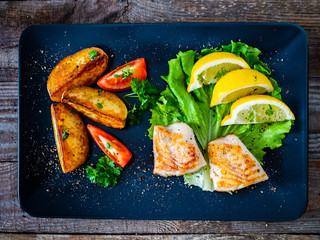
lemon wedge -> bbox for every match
[221,95,295,126]
[188,52,250,92]
[210,69,274,107]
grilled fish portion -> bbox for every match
[153,123,207,177]
[208,134,268,192]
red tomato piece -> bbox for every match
[87,124,132,167]
[97,58,147,92]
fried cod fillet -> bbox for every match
[208,134,268,192]
[153,123,207,177]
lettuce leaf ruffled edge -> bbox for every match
[148,41,293,192]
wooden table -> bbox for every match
[1,1,319,239]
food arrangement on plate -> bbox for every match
[47,41,294,192]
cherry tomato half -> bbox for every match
[97,58,147,92]
[87,124,132,167]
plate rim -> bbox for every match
[18,22,309,221]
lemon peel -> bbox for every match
[221,95,295,126]
[188,52,250,92]
[210,69,274,107]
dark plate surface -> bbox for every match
[18,23,308,220]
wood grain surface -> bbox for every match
[0,234,320,240]
[0,0,319,237]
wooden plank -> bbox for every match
[309,78,320,132]
[0,79,18,162]
[0,233,319,240]
[0,161,319,234]
[0,0,126,47]
[0,0,319,235]
[0,0,319,77]
[0,68,17,83]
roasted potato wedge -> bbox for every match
[51,103,89,173]
[48,47,108,102]
[62,86,127,129]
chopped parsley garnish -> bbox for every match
[97,89,102,96]
[126,104,144,126]
[105,142,112,149]
[89,50,97,60]
[86,155,122,187]
[266,104,274,116]
[214,68,228,80]
[248,111,254,122]
[124,78,161,126]
[96,102,103,109]
[113,66,135,79]
[61,126,69,141]
[70,109,76,114]
[122,67,134,79]
[197,73,204,84]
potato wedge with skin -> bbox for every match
[48,47,108,102]
[62,86,127,129]
[51,103,89,173]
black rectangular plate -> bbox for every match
[18,23,308,220]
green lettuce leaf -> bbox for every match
[148,87,184,138]
[269,77,282,100]
[161,55,210,150]
[184,164,213,192]
[149,41,293,192]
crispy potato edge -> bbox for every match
[50,104,67,172]
[47,47,108,102]
[62,98,126,129]
[61,86,127,129]
[51,103,90,173]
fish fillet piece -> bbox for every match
[208,134,268,192]
[153,123,207,177]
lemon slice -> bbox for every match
[210,69,274,107]
[221,95,295,126]
[188,52,250,92]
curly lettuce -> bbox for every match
[149,41,293,192]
